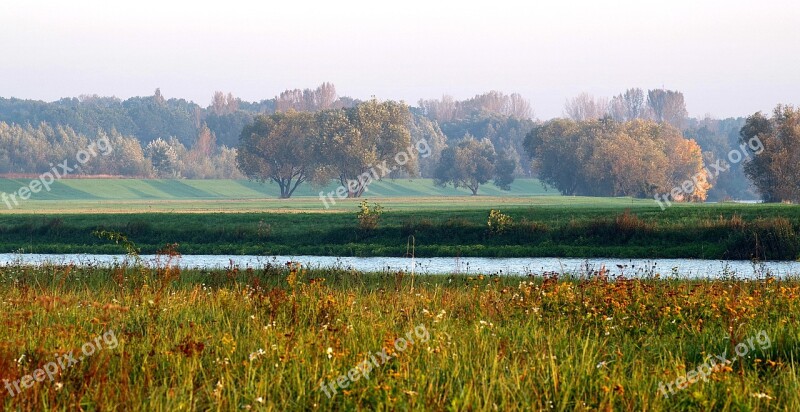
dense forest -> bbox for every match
[1,83,792,202]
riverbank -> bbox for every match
[1,203,798,259]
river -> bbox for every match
[1,253,798,278]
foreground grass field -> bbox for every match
[1,260,798,411]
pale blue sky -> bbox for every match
[1,0,798,118]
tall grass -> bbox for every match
[1,258,798,410]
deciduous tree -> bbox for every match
[319,99,414,197]
[741,105,800,202]
[237,111,328,198]
[434,137,497,195]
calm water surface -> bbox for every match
[1,254,798,278]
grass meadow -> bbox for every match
[0,259,798,411]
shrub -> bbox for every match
[357,200,383,231]
[487,209,513,234]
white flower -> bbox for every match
[751,392,773,399]
[249,348,266,361]
[326,347,334,359]
[213,380,224,398]
[255,397,265,404]
[596,360,614,369]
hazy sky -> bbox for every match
[1,0,798,119]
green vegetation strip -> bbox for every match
[1,203,799,259]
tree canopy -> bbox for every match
[740,105,800,203]
[524,118,708,200]
[237,100,413,198]
[434,137,505,195]
[237,111,328,198]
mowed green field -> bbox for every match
[0,178,562,213]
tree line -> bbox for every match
[562,88,688,128]
[0,122,240,178]
[0,84,797,203]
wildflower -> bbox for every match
[213,380,224,398]
[249,348,266,361]
[326,347,334,359]
[255,397,265,404]
[596,360,614,369]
